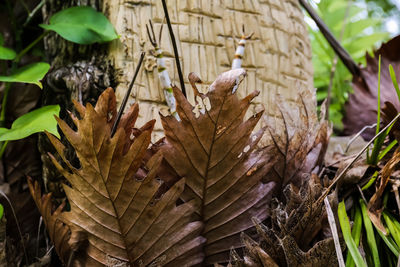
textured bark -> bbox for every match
[40,0,115,199]
[40,0,314,194]
[103,0,314,142]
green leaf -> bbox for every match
[346,33,389,56]
[343,19,381,40]
[0,46,16,60]
[389,64,400,103]
[346,204,362,267]
[0,105,60,141]
[40,6,118,44]
[360,199,381,267]
[338,201,367,267]
[0,204,3,220]
[0,62,50,88]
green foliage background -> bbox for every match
[307,0,395,131]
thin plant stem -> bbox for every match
[0,190,29,265]
[318,112,400,203]
[23,0,46,27]
[377,55,382,134]
[299,0,360,76]
[14,31,48,63]
[0,83,11,127]
[0,141,9,160]
[161,0,186,97]
[111,52,145,137]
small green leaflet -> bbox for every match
[0,204,3,220]
[0,105,60,141]
[0,33,16,60]
[0,46,16,60]
[40,6,118,45]
[0,62,50,88]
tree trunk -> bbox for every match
[40,0,115,199]
[41,0,314,194]
[103,0,314,142]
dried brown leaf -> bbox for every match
[32,88,205,266]
[265,91,330,190]
[28,179,72,264]
[243,175,338,267]
[161,69,277,264]
[368,147,400,234]
[343,35,400,139]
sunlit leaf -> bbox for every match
[40,6,118,44]
[0,46,16,60]
[346,33,389,56]
[343,19,381,40]
[161,69,277,264]
[0,105,60,141]
[31,89,204,266]
[0,62,50,88]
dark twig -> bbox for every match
[111,52,145,137]
[299,0,360,76]
[161,0,186,97]
[146,20,157,47]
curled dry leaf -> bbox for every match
[343,35,400,139]
[237,174,338,267]
[28,180,71,264]
[161,69,277,264]
[368,147,400,234]
[30,88,205,266]
[265,90,330,190]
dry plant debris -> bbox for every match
[28,69,333,266]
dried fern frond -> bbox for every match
[30,88,205,266]
[161,69,277,264]
[265,91,330,191]
[236,174,338,267]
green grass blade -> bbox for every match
[338,201,367,267]
[362,171,378,191]
[376,55,382,134]
[377,229,399,257]
[369,55,383,165]
[346,204,363,267]
[378,140,398,161]
[383,213,400,248]
[389,64,400,104]
[360,199,381,266]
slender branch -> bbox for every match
[0,141,9,160]
[299,0,360,76]
[15,31,48,63]
[318,112,400,203]
[0,83,11,127]
[23,0,46,27]
[161,0,186,97]
[111,52,145,137]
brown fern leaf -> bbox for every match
[265,91,330,190]
[241,174,338,267]
[161,69,277,264]
[28,179,72,264]
[39,88,205,266]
